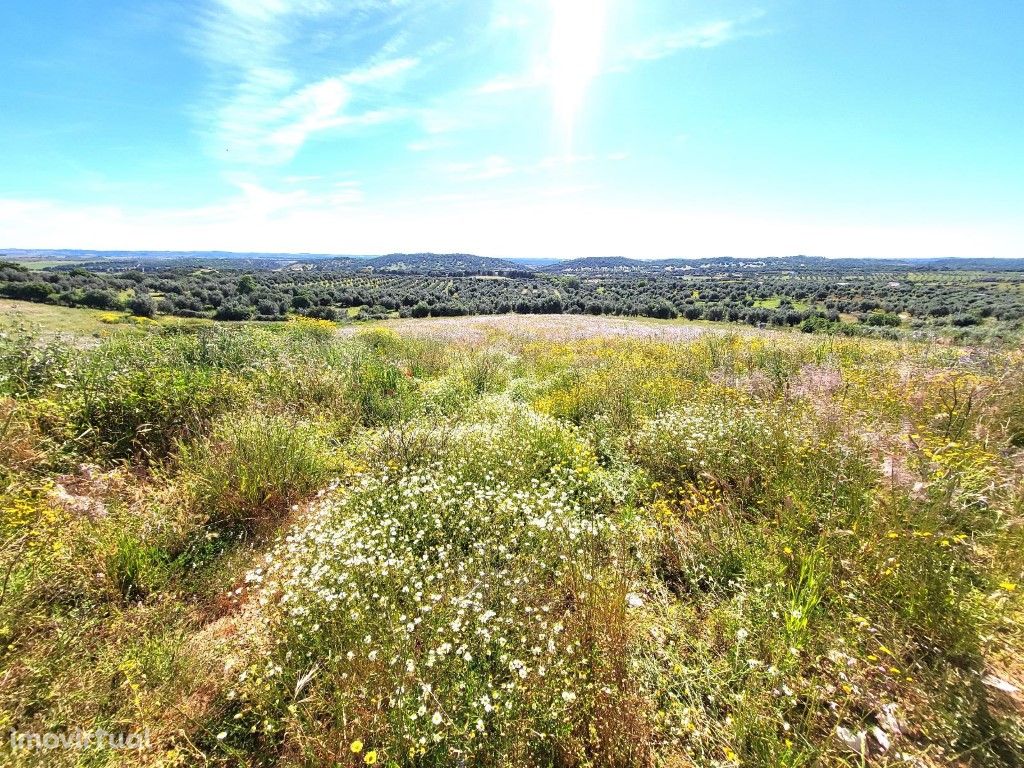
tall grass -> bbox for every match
[0,321,1020,767]
[180,412,335,531]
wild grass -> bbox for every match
[179,412,336,531]
[0,315,1021,766]
[0,298,207,336]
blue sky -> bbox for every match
[1,0,1022,258]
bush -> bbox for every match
[180,412,334,530]
[630,401,798,507]
[127,291,156,318]
[255,298,280,316]
[347,346,418,425]
[951,313,980,327]
[1,281,55,302]
[0,325,73,397]
[303,305,339,321]
[79,288,121,310]
[102,527,168,601]
[214,301,254,321]
[59,333,242,461]
[862,310,901,327]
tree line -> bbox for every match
[2,260,1023,335]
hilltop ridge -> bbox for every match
[6,249,1024,275]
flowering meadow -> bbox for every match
[0,316,1022,766]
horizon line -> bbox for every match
[3,249,1021,262]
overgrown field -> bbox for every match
[1,316,1022,766]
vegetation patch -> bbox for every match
[0,316,1021,766]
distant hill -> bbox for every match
[543,257,641,272]
[505,257,562,268]
[360,253,524,273]
[0,248,352,264]
[541,256,781,274]
[4,249,1024,277]
[1,249,529,274]
[542,255,1024,275]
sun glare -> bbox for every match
[549,0,608,148]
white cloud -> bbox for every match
[625,13,766,63]
[343,56,418,85]
[490,11,531,31]
[475,68,548,95]
[472,7,764,108]
[193,0,418,163]
[210,62,415,163]
[441,153,596,183]
[407,136,452,152]
[537,183,600,198]
[445,155,517,181]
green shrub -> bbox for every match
[102,528,168,602]
[180,412,334,531]
[630,401,797,508]
[59,332,246,461]
[127,291,156,318]
[62,363,232,462]
[354,326,404,355]
[348,348,418,425]
[0,325,73,398]
[863,310,902,327]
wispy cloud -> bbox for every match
[407,136,453,152]
[445,155,517,181]
[168,175,366,225]
[193,0,419,164]
[624,12,766,63]
[475,67,548,95]
[232,1,763,164]
[442,153,600,183]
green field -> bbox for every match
[5,259,74,270]
[1,316,1022,766]
[0,298,211,336]
[0,298,141,335]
